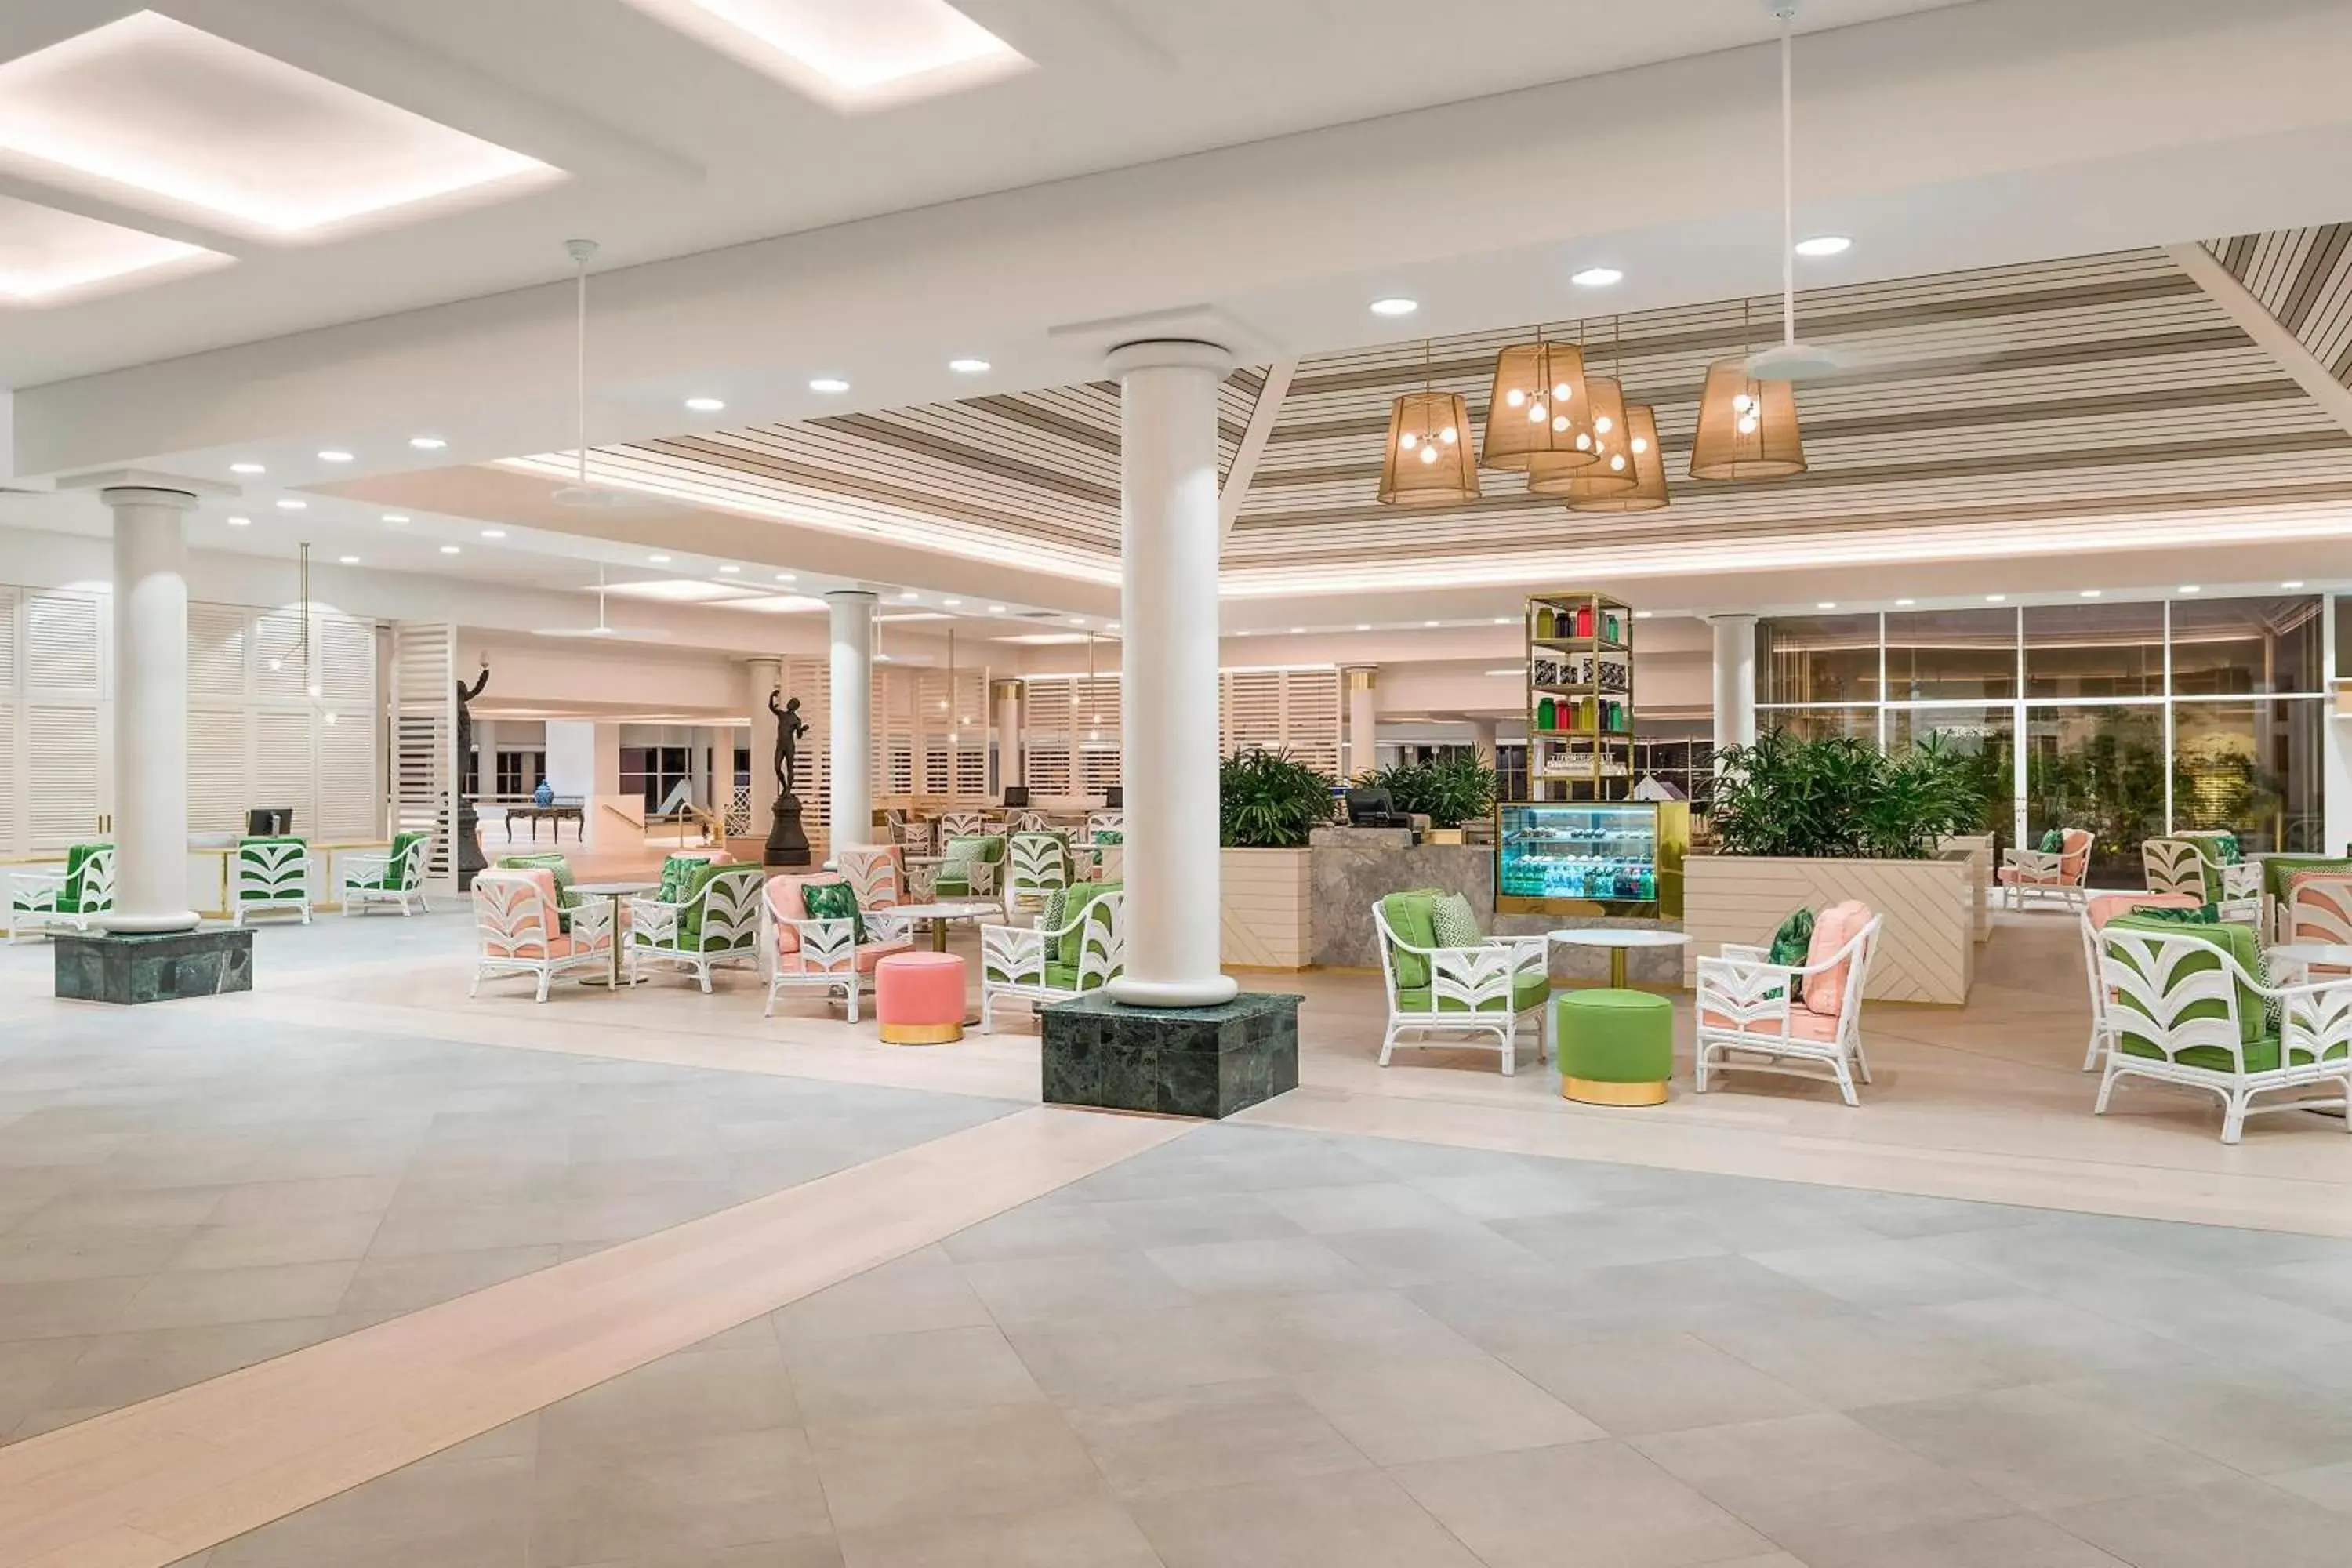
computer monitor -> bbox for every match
[1103,786,1123,810]
[1002,786,1031,809]
[1345,788,1406,827]
[245,808,293,837]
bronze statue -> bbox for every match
[456,662,490,791]
[768,688,808,801]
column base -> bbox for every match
[1042,991,1298,1120]
[1105,974,1240,1007]
[55,927,253,1005]
[764,797,812,868]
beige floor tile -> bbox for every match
[806,1403,1109,1536]
[1293,1356,1602,1465]
[1393,1439,1773,1568]
[1853,1384,2241,1512]
[837,1499,1157,1568]
[111,1260,359,1333]
[773,1249,996,1344]
[0,1227,196,1285]
[783,1324,1042,1425]
[1063,1378,1370,1501]
[1791,1512,2128,1568]
[0,1276,145,1339]
[1002,1304,1276,1403]
[1130,1468,1483,1568]
[538,1341,803,1453]
[336,1245,561,1324]
[207,1454,532,1568]
[1497,1330,1822,1436]
[205,1177,400,1226]
[1693,1311,2026,1410]
[170,1215,383,1272]
[2049,1477,2350,1568]
[32,1319,335,1414]
[531,1428,832,1568]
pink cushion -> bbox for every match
[1701,1007,1838,1043]
[2086,891,2201,929]
[1801,901,1871,1019]
[777,938,914,976]
[764,873,843,954]
[875,950,966,1026]
[2059,829,2092,882]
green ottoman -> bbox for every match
[1554,988,1674,1106]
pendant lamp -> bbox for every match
[1690,300,1806,481]
[1480,333,1602,474]
[1747,0,1843,383]
[1556,403,1671,512]
[1526,375,1636,499]
[1377,343,1479,507]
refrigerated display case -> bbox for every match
[1495,800,1688,918]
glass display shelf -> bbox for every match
[1495,800,1688,918]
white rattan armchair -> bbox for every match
[469,870,611,1003]
[1371,901,1551,1076]
[626,866,764,993]
[979,890,1125,1031]
[1693,916,1883,1106]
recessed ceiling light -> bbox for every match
[1817,601,1837,609]
[1894,597,1916,606]
[809,376,850,394]
[230,461,264,474]
[336,554,358,564]
[947,358,989,374]
[316,449,354,463]
[2282,579,2306,589]
[225,515,250,527]
[1071,617,1087,626]
[1355,623,1371,631]
[1424,619,1441,628]
[1234,630,1253,637]
[1985,593,2006,603]
[684,396,726,412]
[480,528,505,539]
[1795,235,1853,257]
[1107,622,1120,631]
[2178,584,2201,593]
[718,564,740,573]
[987,604,1005,613]
[615,0,1029,111]
[1632,610,1654,619]
[942,597,961,606]
[1570,267,1624,287]
[408,435,446,450]
[898,590,920,601]
[775,572,797,583]
[1369,297,1418,318]
[382,513,408,524]
[649,554,671,564]
[440,545,460,554]
[275,499,306,510]
[1289,626,1305,634]
[1493,617,1513,625]
[2079,589,2102,597]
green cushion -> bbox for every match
[1395,971,1550,1016]
[801,879,865,943]
[1767,907,1814,1000]
[1039,887,1069,936]
[2131,904,2219,925]
[945,834,1004,863]
[1041,960,1114,993]
[2105,915,2266,1053]
[60,842,111,913]
[1057,881,1122,970]
[498,852,579,905]
[2038,828,2066,853]
[1094,829,1123,845]
[1554,988,1675,1083]
[2262,856,2352,902]
[1381,889,1445,990]
[1430,892,1483,949]
[676,863,753,949]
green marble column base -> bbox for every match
[54,927,254,1004]
[1043,991,1300,1119]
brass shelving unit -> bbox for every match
[1523,590,1635,802]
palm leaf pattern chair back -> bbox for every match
[1076,890,1127,989]
[76,846,117,915]
[1007,832,1072,914]
[2286,874,2352,948]
[938,811,985,840]
[2142,837,2207,900]
[696,866,765,953]
[474,871,557,959]
[234,837,310,924]
[837,845,906,911]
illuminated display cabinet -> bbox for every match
[1496,801,1688,919]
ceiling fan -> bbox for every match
[1744,0,1846,383]
[535,561,662,639]
[550,238,634,510]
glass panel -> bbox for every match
[1884,608,2016,700]
[2022,705,2168,884]
[1757,707,1878,745]
[2023,600,2163,699]
[2169,595,2321,696]
[1888,706,2016,851]
[1758,615,1878,704]
[2173,699,2325,854]
[1498,801,1664,904]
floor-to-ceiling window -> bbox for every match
[1757,594,2328,871]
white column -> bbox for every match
[687,725,711,811]
[1345,666,1379,780]
[826,590,877,851]
[1107,339,1237,1008]
[1468,717,1498,760]
[1708,614,1759,759]
[102,486,200,933]
[994,681,1022,798]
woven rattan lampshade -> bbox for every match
[1527,375,1636,498]
[1479,340,1604,474]
[1690,358,1806,481]
[1377,389,1480,507]
[1552,402,1670,512]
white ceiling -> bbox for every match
[0,0,1973,387]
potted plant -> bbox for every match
[1688,730,1994,1003]
[1218,748,1338,967]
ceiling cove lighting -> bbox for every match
[809,376,850,394]
[1895,597,1916,606]
[1570,267,1623,287]
[2179,584,2201,593]
[619,0,1031,111]
[947,358,989,374]
[409,435,447,450]
[2283,579,2307,589]
[275,499,306,510]
[2080,589,2102,597]
[230,462,265,474]
[226,516,250,528]
[1378,343,1479,508]
[1816,601,1837,610]
[0,192,218,302]
[1795,234,1852,257]
[1369,297,1418,318]
[317,450,354,463]
[0,13,550,236]
[1985,593,2006,603]
[684,396,727,412]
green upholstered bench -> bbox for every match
[1554,988,1674,1106]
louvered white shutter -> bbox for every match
[390,622,456,887]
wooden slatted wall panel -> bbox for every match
[0,705,15,855]
[20,590,103,851]
[390,622,456,887]
[26,706,99,850]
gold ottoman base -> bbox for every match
[878,1020,964,1046]
[1563,1076,1668,1107]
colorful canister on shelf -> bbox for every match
[1536,607,1558,639]
[1536,695,1557,731]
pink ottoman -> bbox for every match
[875,950,967,1044]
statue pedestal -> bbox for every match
[765,795,811,868]
[456,798,487,890]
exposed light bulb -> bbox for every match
[1399,430,1417,450]
[1552,382,1571,401]
[1417,445,1437,465]
[1610,455,1627,470]
[1573,433,1592,451]
[1737,415,1760,435]
[1552,416,1568,432]
[1504,388,1526,408]
[1594,416,1613,434]
[1632,437,1650,455]
[1527,401,1547,423]
[1731,393,1755,414]
[1439,426,1457,444]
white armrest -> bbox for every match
[2005,849,2063,877]
[1719,942,1769,962]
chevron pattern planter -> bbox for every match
[1682,854,1976,1004]
[1220,848,1312,970]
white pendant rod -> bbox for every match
[1778,9,1796,348]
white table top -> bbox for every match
[575,880,658,895]
[888,900,1004,921]
[2266,941,2352,967]
[1547,928,1690,949]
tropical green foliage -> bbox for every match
[1220,747,1340,848]
[1355,753,1500,829]
[1709,729,1994,861]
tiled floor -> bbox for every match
[165,1124,2352,1567]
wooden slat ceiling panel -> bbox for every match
[557,239,2352,582]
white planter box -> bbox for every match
[1221,847,1313,969]
[1683,854,1976,1004]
